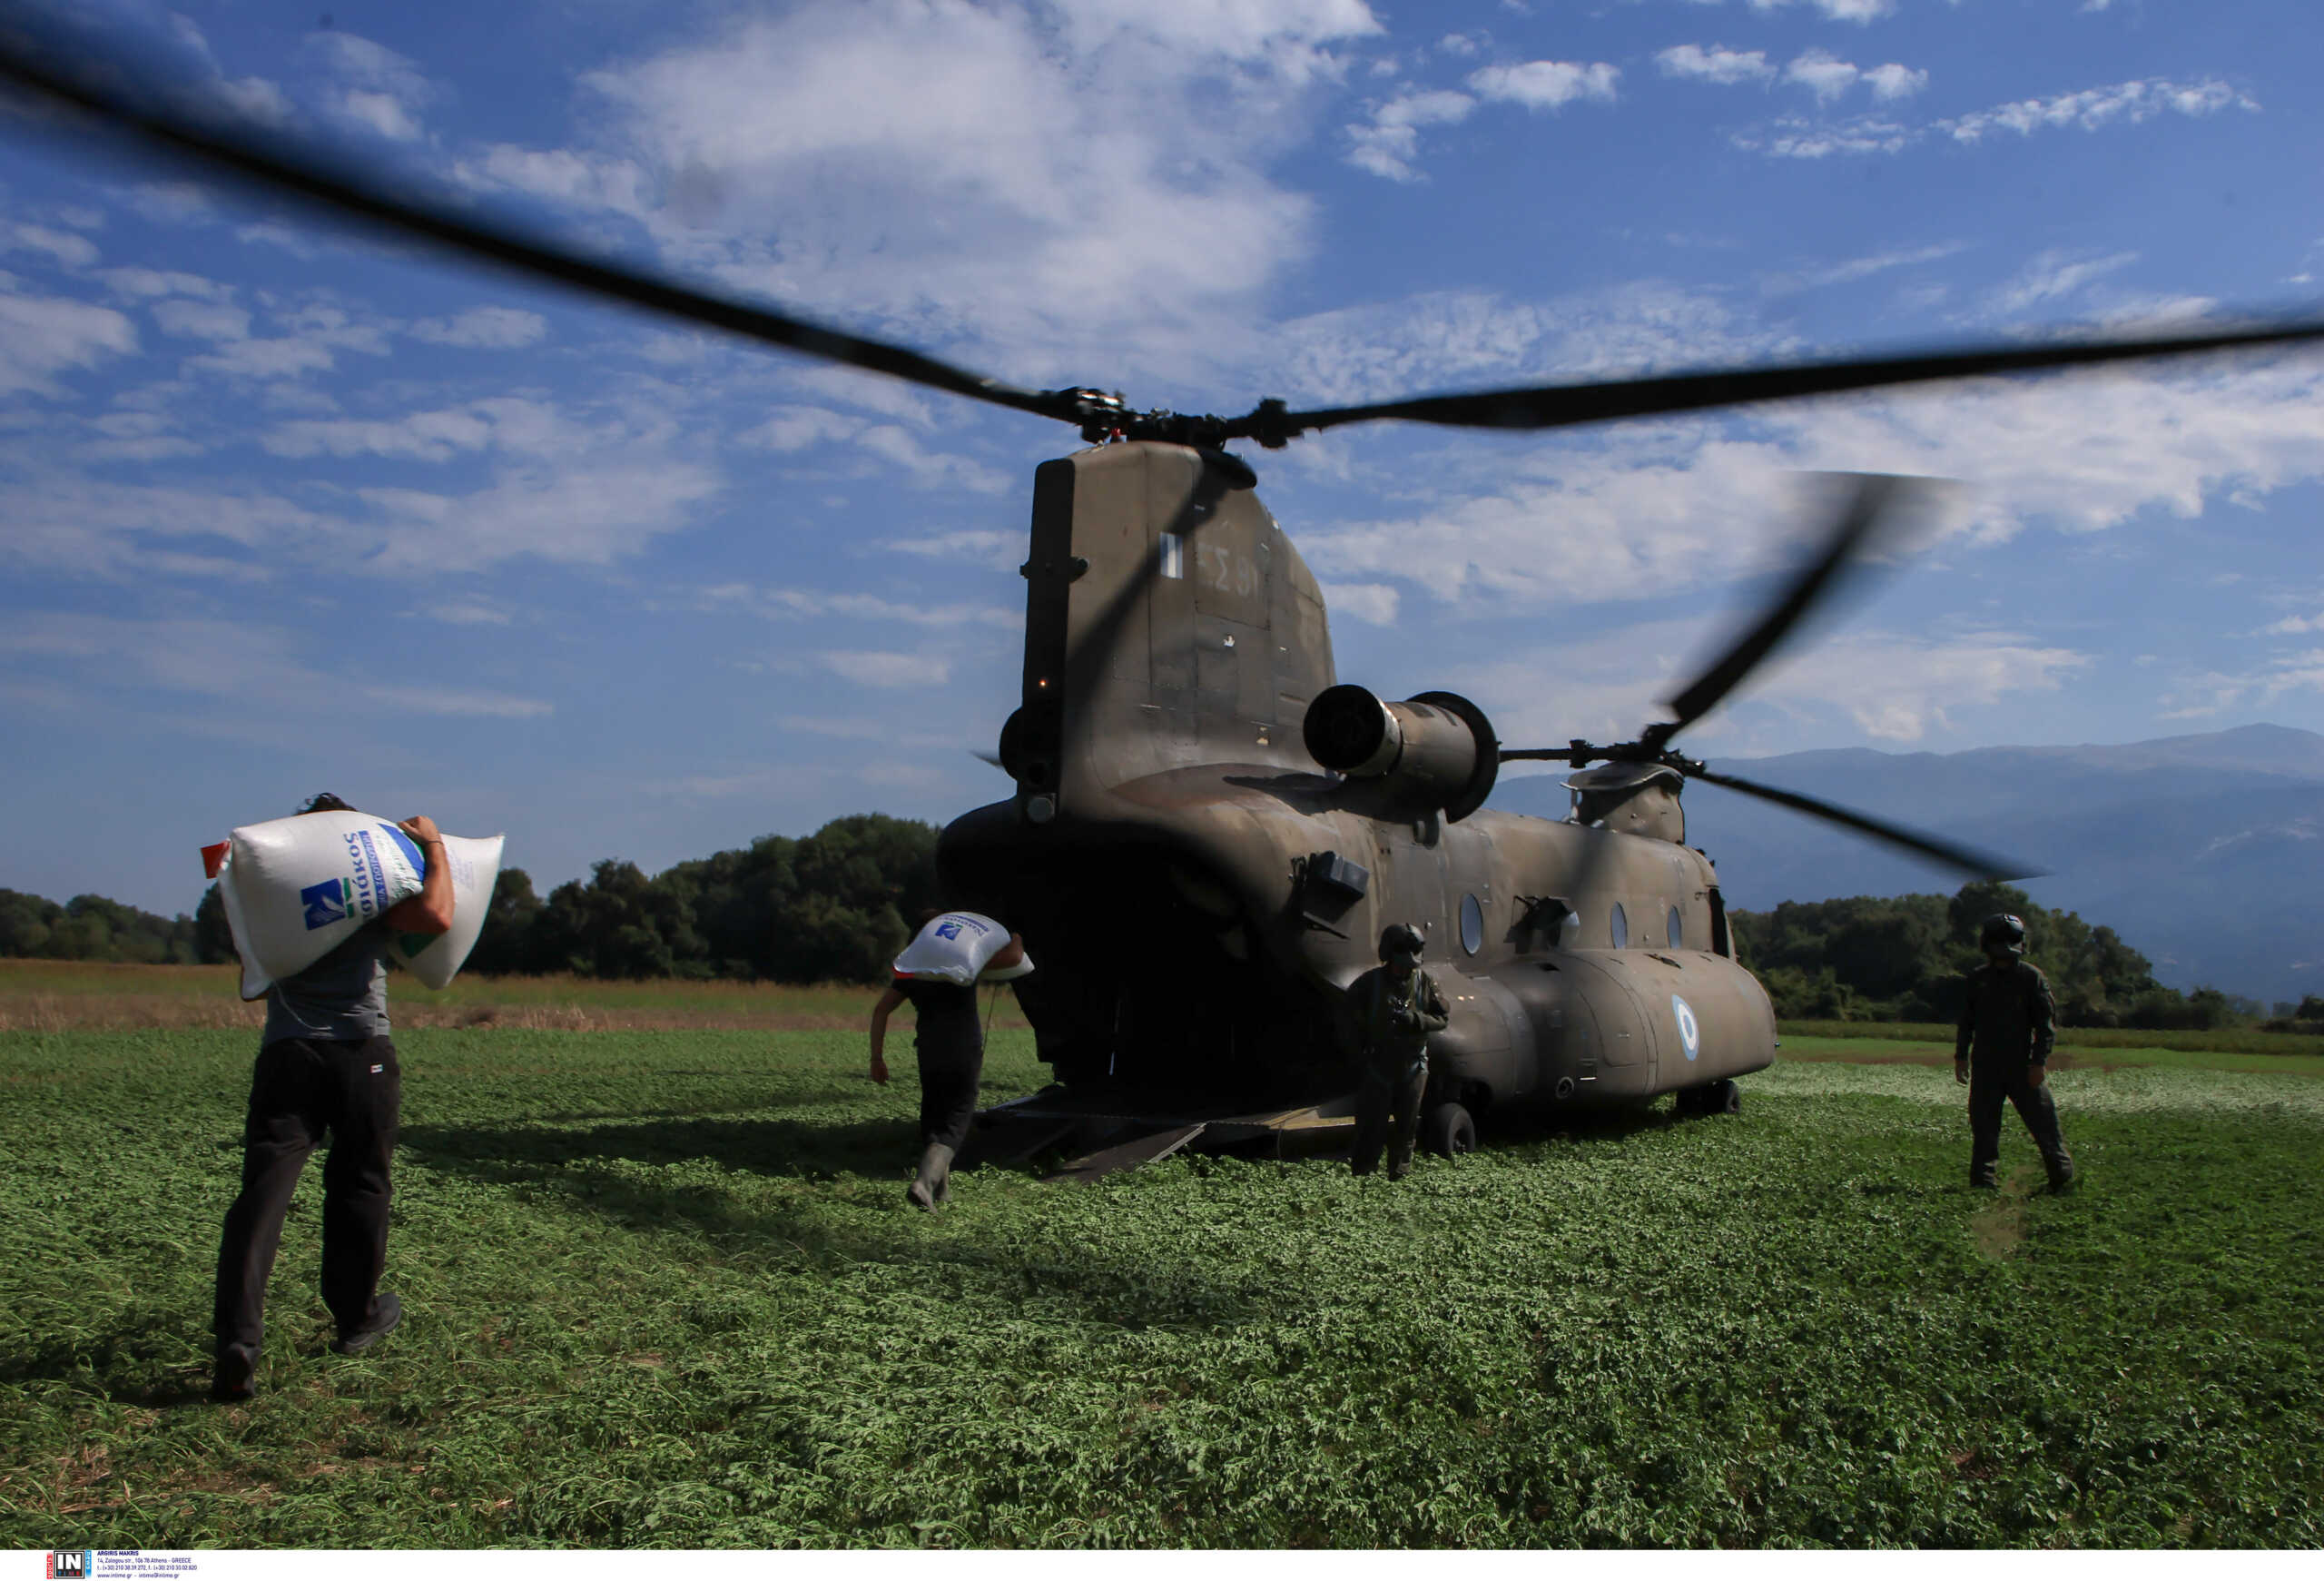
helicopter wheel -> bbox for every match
[1423,1102,1477,1159]
[1709,1079,1740,1115]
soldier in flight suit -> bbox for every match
[1346,923,1451,1180]
[1956,912,2076,1191]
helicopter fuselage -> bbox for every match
[940,440,1774,1121]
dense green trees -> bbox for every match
[1,814,942,984]
[0,888,214,965]
[437,813,941,983]
[1730,881,2229,1029]
[0,825,2254,1018]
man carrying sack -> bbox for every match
[211,793,454,1400]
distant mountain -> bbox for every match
[1486,724,2324,1004]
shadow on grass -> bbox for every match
[0,1314,215,1407]
[402,1112,916,1180]
[397,1115,1276,1333]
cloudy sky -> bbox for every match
[3,0,2320,915]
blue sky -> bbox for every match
[3,0,2320,916]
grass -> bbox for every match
[4,1016,2321,1547]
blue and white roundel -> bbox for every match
[1671,994,1701,1062]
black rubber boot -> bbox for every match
[212,1343,256,1401]
[333,1290,402,1356]
[907,1143,953,1211]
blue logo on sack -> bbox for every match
[934,920,963,940]
[300,877,351,931]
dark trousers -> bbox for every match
[214,1036,400,1353]
[1352,1058,1428,1176]
[917,1046,983,1154]
[1969,1062,2073,1185]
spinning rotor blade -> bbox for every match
[9,15,2321,454]
[1689,765,2039,883]
[0,26,1068,425]
[1662,473,1920,736]
[1231,317,2324,444]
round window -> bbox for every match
[1610,902,1629,950]
[1668,906,1684,951]
[1460,893,1484,955]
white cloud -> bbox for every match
[309,32,436,143]
[503,0,1378,384]
[1467,59,1620,110]
[1784,50,1861,104]
[359,459,724,572]
[1319,581,1401,625]
[739,404,1010,492]
[100,268,233,301]
[1864,64,1929,103]
[1747,0,1896,21]
[4,223,100,268]
[1736,116,1915,159]
[1940,78,2258,143]
[1992,250,2139,314]
[1345,90,1476,182]
[821,649,950,687]
[0,287,139,396]
[409,308,547,349]
[703,584,1019,630]
[886,529,1021,569]
[1763,242,1970,295]
[151,300,252,341]
[1657,44,1773,86]
[363,685,555,718]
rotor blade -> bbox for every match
[0,27,1068,424]
[1662,473,1916,735]
[1690,766,2042,883]
[1230,317,2324,442]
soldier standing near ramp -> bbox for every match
[1956,912,2076,1192]
[1346,923,1451,1180]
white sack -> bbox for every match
[892,910,1034,986]
[385,832,503,989]
[212,812,502,998]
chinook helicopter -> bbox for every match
[8,19,2324,1153]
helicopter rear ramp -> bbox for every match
[960,1089,1358,1181]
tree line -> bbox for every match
[1,814,945,985]
[8,825,2321,1030]
[1728,880,2320,1030]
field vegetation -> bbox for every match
[4,1010,2319,1547]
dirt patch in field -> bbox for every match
[1967,1167,2046,1260]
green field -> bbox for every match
[5,1025,2321,1547]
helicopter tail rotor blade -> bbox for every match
[0,19,1071,426]
[1689,765,2042,883]
[1660,473,1927,738]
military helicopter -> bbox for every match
[9,19,2323,1153]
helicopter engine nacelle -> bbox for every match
[1302,685,1500,823]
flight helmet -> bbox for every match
[1979,914,2026,956]
[1378,923,1426,963]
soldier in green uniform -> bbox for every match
[1956,913,2075,1191]
[1346,923,1451,1180]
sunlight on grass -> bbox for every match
[5,1023,2320,1546]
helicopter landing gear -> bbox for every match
[1676,1080,1740,1117]
[1423,1101,1477,1158]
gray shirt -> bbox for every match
[264,923,395,1045]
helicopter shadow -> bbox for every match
[396,1115,1279,1333]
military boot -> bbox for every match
[907,1142,954,1211]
